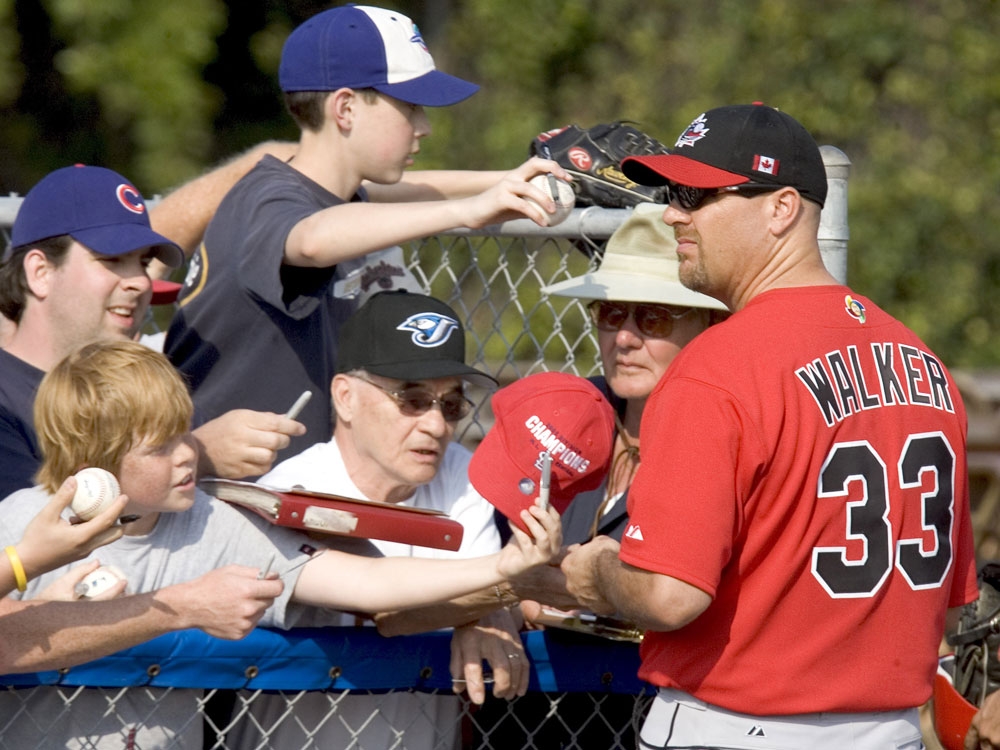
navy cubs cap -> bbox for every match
[469,372,615,532]
[622,103,828,208]
[279,4,479,107]
[9,164,183,266]
[336,290,497,389]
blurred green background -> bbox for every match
[1,0,998,367]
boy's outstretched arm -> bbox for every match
[285,157,572,268]
[292,504,562,613]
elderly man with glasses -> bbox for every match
[230,289,526,750]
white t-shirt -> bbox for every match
[230,438,500,750]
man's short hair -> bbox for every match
[34,340,193,492]
[283,88,378,132]
[0,236,73,323]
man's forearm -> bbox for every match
[0,593,179,673]
[592,549,711,632]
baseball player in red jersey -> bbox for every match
[561,103,978,749]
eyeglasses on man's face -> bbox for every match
[587,300,696,338]
[354,375,472,423]
[665,182,780,211]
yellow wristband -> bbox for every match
[4,546,27,592]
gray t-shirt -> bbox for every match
[0,486,323,749]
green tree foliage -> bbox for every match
[1,0,998,365]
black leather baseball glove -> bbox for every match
[530,122,670,208]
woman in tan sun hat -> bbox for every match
[476,203,729,750]
[543,201,728,544]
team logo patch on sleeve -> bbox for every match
[844,295,867,324]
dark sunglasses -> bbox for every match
[666,182,780,210]
[588,301,696,338]
[355,376,472,422]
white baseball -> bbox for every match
[71,467,121,521]
[74,565,127,599]
[528,174,575,227]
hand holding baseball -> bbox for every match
[13,475,128,583]
[526,174,575,227]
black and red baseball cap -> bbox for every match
[469,372,615,532]
[622,103,827,207]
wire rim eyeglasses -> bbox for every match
[353,375,472,423]
[666,182,781,211]
[587,301,696,338]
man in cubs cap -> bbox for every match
[621,102,827,207]
[469,371,615,533]
[279,4,479,106]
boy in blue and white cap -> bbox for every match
[164,4,571,467]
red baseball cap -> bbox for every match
[151,279,182,305]
[469,372,615,532]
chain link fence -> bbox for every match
[0,153,863,750]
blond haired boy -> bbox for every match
[0,339,560,749]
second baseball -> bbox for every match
[528,174,575,227]
[71,467,121,521]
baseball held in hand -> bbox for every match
[528,174,574,226]
[71,467,121,521]
[75,565,126,599]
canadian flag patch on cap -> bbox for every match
[753,154,779,176]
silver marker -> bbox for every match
[538,143,562,205]
[537,451,552,510]
[257,555,275,580]
[285,390,313,420]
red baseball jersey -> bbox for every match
[620,285,977,714]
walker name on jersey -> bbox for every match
[795,342,955,428]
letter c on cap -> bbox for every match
[116,184,145,215]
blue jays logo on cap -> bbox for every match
[397,313,459,348]
[410,25,429,53]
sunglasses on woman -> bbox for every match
[588,301,696,338]
[354,375,472,422]
[666,182,780,211]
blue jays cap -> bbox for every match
[622,103,827,208]
[336,290,497,390]
[9,164,183,266]
[278,4,479,107]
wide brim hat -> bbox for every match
[542,203,727,310]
